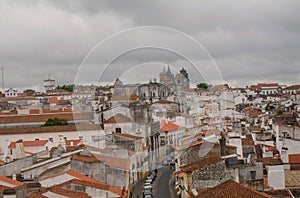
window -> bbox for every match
[49,138,54,142]
[251,171,256,180]
[116,128,122,133]
[79,136,83,140]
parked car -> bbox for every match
[143,189,152,196]
[143,185,152,190]
[162,159,168,166]
[145,179,152,183]
[166,156,172,163]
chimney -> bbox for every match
[58,134,66,150]
[15,139,26,159]
[12,174,17,180]
[219,132,226,157]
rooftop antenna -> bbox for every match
[1,67,4,92]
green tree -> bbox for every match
[56,84,75,92]
[197,83,208,89]
[42,117,68,126]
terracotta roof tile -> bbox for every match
[8,140,48,148]
[289,154,300,164]
[49,186,91,198]
[153,99,175,104]
[0,123,100,135]
[93,153,131,170]
[180,155,224,173]
[242,134,255,146]
[110,95,139,101]
[113,133,143,140]
[160,120,180,132]
[0,112,93,124]
[0,175,23,187]
[256,157,283,165]
[196,179,272,198]
[201,129,221,136]
[65,139,81,146]
[72,154,99,163]
[25,192,48,198]
[104,113,131,124]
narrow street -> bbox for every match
[131,166,176,198]
[153,166,176,198]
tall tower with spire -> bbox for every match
[159,65,175,86]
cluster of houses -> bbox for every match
[0,68,299,197]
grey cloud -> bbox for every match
[0,0,299,90]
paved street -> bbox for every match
[131,166,176,198]
[153,166,176,198]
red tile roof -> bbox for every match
[0,112,93,124]
[289,154,300,164]
[93,153,131,170]
[242,134,255,146]
[72,154,99,163]
[110,95,139,101]
[0,123,100,135]
[153,99,175,104]
[25,192,48,198]
[65,139,81,146]
[196,179,272,198]
[104,113,132,124]
[49,186,91,198]
[58,179,127,197]
[160,120,180,132]
[201,129,221,136]
[48,97,59,105]
[8,140,48,148]
[67,169,105,184]
[113,133,143,140]
[180,156,224,173]
[0,175,23,187]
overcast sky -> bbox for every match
[0,0,300,91]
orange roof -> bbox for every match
[93,153,131,170]
[49,186,90,198]
[180,156,224,172]
[110,95,139,101]
[0,175,23,187]
[196,179,272,198]
[65,139,81,146]
[201,129,221,136]
[289,154,300,164]
[8,140,48,148]
[72,154,99,163]
[104,113,131,124]
[0,123,100,135]
[0,112,93,124]
[160,120,180,132]
[67,169,106,184]
[0,97,37,101]
[57,175,127,197]
[153,99,175,104]
[48,97,59,105]
[242,134,255,146]
[25,192,48,198]
[113,133,143,140]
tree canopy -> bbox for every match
[197,83,208,89]
[56,84,75,92]
[42,117,68,127]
